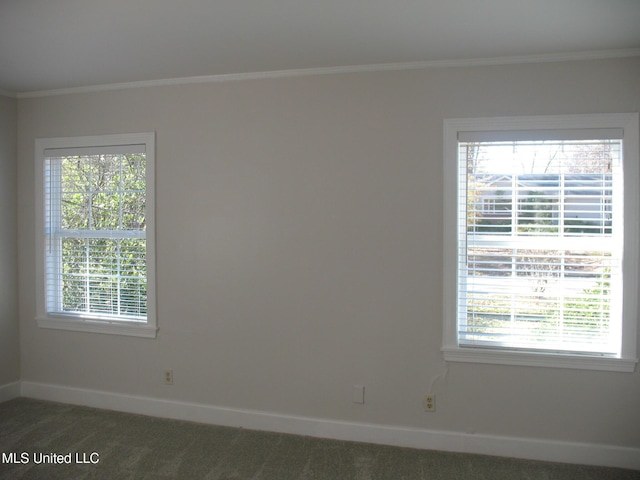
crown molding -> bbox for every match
[16,48,640,99]
[0,88,17,99]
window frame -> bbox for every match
[442,114,639,371]
[35,133,157,338]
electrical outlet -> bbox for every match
[424,394,435,412]
[164,370,173,385]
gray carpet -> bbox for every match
[1,398,638,479]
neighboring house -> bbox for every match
[471,173,612,233]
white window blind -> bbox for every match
[457,134,623,355]
[44,147,148,322]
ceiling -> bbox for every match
[1,0,639,95]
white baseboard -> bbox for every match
[0,381,21,403]
[19,381,640,471]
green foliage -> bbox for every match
[59,154,147,318]
[558,274,610,335]
[465,273,610,344]
[564,219,611,235]
[516,191,558,234]
[61,154,146,230]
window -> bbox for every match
[35,133,156,337]
[443,114,638,371]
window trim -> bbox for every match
[35,132,157,338]
[443,114,639,371]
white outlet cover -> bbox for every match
[352,385,365,404]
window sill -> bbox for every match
[37,316,157,338]
[442,346,637,372]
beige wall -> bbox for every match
[17,58,640,448]
[0,94,19,386]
